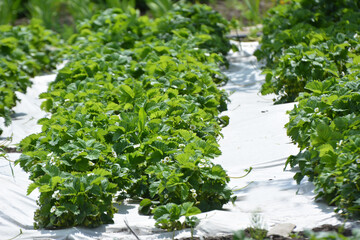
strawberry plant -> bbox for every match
[17,4,237,230]
[255,0,360,103]
[259,0,360,218]
[0,21,63,135]
[152,202,201,231]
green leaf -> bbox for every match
[311,122,341,146]
[318,143,334,157]
[120,85,135,99]
[305,81,326,94]
[149,181,160,198]
[321,95,338,105]
[83,150,99,160]
[206,165,227,180]
[90,176,105,185]
[138,107,146,134]
[113,139,129,155]
[51,176,63,189]
[181,202,201,216]
[176,153,196,169]
[92,168,111,176]
[353,55,360,65]
[324,68,339,77]
[219,115,230,127]
[27,182,39,195]
[39,185,52,193]
[139,198,153,215]
[153,205,170,220]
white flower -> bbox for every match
[89,161,95,166]
[190,125,196,131]
[356,159,360,164]
[179,144,185,148]
[200,159,206,163]
[53,190,60,200]
[161,157,171,164]
[51,206,56,212]
[88,173,95,176]
[164,194,169,199]
[190,189,197,198]
[55,192,61,200]
[314,108,319,113]
[133,144,140,148]
[157,136,162,140]
[204,164,210,168]
[198,163,204,168]
[199,179,204,184]
[112,149,117,158]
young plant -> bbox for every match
[152,202,201,231]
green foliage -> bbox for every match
[70,3,232,58]
[259,0,360,219]
[106,0,136,13]
[0,0,21,25]
[255,0,360,103]
[146,0,173,18]
[152,202,200,231]
[241,0,262,25]
[304,229,360,240]
[286,74,360,217]
[0,21,63,135]
[17,4,236,230]
[27,0,62,31]
[233,228,360,240]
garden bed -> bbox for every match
[1,41,357,240]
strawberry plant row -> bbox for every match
[255,0,360,103]
[0,21,63,135]
[257,0,360,218]
[17,4,237,230]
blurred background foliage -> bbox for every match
[0,0,281,39]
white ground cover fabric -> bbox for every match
[0,42,354,240]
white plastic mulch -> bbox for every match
[0,42,352,240]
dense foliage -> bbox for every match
[0,21,62,135]
[258,0,360,218]
[234,228,360,240]
[0,0,217,39]
[16,4,236,229]
[255,0,360,103]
